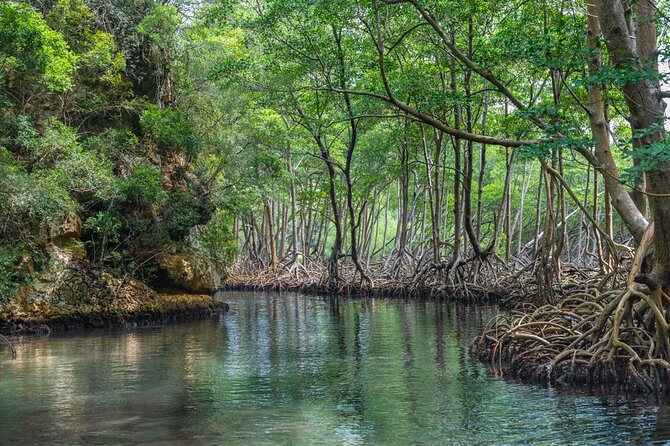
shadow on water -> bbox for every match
[0,290,668,445]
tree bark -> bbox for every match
[586,4,649,245]
[596,0,670,289]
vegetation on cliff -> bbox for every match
[0,0,234,324]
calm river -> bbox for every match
[0,291,668,445]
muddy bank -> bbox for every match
[472,281,670,395]
[1,293,229,336]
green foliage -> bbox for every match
[16,118,122,203]
[0,1,75,92]
[3,0,663,296]
[50,149,120,202]
[140,106,199,156]
[517,137,593,162]
[0,0,220,297]
[123,164,167,206]
[577,64,662,89]
[136,4,180,48]
[77,30,127,86]
[46,0,93,43]
[84,209,123,264]
[162,190,204,241]
[621,124,670,186]
[85,128,139,162]
[195,209,237,263]
[18,117,78,165]
[0,243,30,303]
[85,210,121,244]
[136,3,180,83]
[0,163,75,231]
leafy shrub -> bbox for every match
[161,190,202,241]
[140,106,199,156]
[1,165,75,232]
[194,209,237,263]
[84,209,122,265]
[18,118,122,203]
[136,4,180,49]
[52,151,120,202]
[20,117,79,166]
[122,163,167,206]
[123,212,169,250]
[0,1,75,93]
[84,127,139,163]
[0,243,30,304]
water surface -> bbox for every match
[0,291,668,445]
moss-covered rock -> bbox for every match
[4,266,227,335]
[153,247,224,293]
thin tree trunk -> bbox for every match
[264,201,278,272]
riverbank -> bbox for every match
[1,292,228,336]
[472,281,670,394]
[1,272,228,337]
[221,279,507,303]
[0,241,229,336]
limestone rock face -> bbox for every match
[162,150,193,192]
[41,262,112,307]
[29,246,110,308]
[103,274,159,311]
[51,213,82,240]
[154,249,224,294]
[11,254,112,319]
[31,245,80,293]
[16,253,34,275]
[10,251,162,319]
[50,213,86,260]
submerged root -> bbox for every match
[474,284,670,393]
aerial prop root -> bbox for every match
[474,284,670,390]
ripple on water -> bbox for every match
[0,291,667,445]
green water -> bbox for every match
[0,291,668,445]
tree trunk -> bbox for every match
[264,201,278,272]
[596,0,670,289]
[586,4,649,245]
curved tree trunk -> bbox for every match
[586,4,649,245]
[596,0,670,289]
